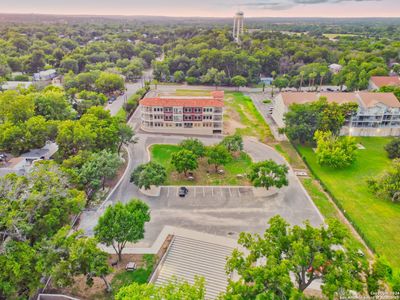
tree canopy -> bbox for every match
[94,199,151,261]
[225,215,367,299]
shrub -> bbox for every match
[385,138,400,159]
[314,130,357,168]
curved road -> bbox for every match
[79,94,323,246]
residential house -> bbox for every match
[329,63,343,74]
[1,81,33,90]
[0,142,58,177]
[34,69,57,81]
[272,92,400,136]
[368,76,400,90]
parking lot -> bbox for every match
[159,186,255,207]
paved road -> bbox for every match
[79,121,324,246]
[106,68,153,116]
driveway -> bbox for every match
[78,130,324,246]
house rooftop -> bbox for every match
[370,76,400,88]
[358,92,400,108]
[279,91,400,109]
[20,142,58,159]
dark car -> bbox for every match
[178,187,189,197]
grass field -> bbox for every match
[297,137,400,268]
[174,89,212,96]
[323,33,358,39]
[224,92,274,142]
[150,144,252,186]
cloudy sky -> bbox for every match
[1,0,399,17]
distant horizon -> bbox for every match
[1,0,400,18]
[1,12,400,20]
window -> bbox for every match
[203,107,213,113]
[194,107,202,113]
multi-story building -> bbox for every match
[368,76,400,90]
[272,92,400,136]
[140,91,224,135]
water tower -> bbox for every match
[233,11,244,43]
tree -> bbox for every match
[225,215,366,299]
[179,138,206,157]
[273,76,289,92]
[0,161,86,244]
[248,160,288,190]
[95,72,125,94]
[171,149,198,176]
[385,138,400,159]
[173,70,185,83]
[207,145,231,172]
[0,240,43,299]
[42,227,112,292]
[0,122,30,155]
[130,162,167,190]
[115,277,205,300]
[94,199,150,262]
[201,68,226,89]
[368,159,400,203]
[32,90,75,120]
[60,58,79,74]
[314,130,357,169]
[284,98,357,144]
[231,75,247,91]
[220,134,243,152]
[117,123,136,154]
[79,150,122,195]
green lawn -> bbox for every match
[224,92,274,142]
[297,137,400,268]
[111,254,155,295]
[323,33,358,39]
[150,144,252,186]
[174,89,212,96]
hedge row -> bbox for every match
[123,83,150,120]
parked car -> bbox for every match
[178,187,189,197]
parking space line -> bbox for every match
[212,187,214,196]
[237,189,241,197]
[203,187,205,197]
[166,187,170,197]
[228,187,232,197]
[220,187,223,197]
[194,187,196,198]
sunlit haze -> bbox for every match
[2,0,400,17]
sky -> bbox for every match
[1,0,399,18]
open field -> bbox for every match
[323,33,358,39]
[224,92,274,142]
[297,137,400,268]
[150,144,252,186]
[174,89,213,96]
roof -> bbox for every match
[280,92,320,106]
[358,92,400,108]
[1,81,32,90]
[152,235,234,299]
[21,142,58,159]
[370,76,400,88]
[279,91,400,108]
[39,69,57,76]
[140,97,224,108]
